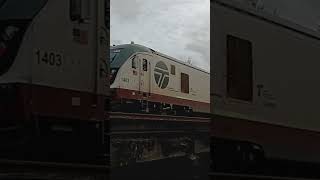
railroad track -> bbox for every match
[209,172,320,180]
[109,112,211,123]
[109,129,209,136]
[0,159,109,180]
[109,111,210,136]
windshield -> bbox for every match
[110,68,118,85]
[110,49,121,64]
[0,0,48,20]
[109,47,135,69]
[110,44,151,69]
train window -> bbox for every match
[81,0,90,20]
[181,73,189,94]
[132,57,137,69]
[0,0,5,7]
[227,35,253,101]
[70,0,90,22]
[143,59,148,71]
[171,65,175,75]
[70,0,81,21]
[105,0,110,28]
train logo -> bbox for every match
[154,61,169,89]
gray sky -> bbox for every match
[111,0,320,72]
[110,0,210,71]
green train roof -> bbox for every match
[110,44,153,68]
[110,43,209,74]
[111,44,153,53]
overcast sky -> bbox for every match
[110,0,210,71]
[110,0,320,72]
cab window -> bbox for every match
[181,73,189,93]
[70,0,81,21]
[171,65,176,75]
[70,0,90,22]
[143,59,148,71]
[132,57,137,69]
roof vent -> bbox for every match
[131,41,134,44]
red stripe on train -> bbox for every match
[211,115,320,162]
[0,47,7,56]
[0,84,107,122]
[112,88,210,113]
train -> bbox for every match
[211,0,320,177]
[110,43,210,115]
[0,0,109,164]
[0,0,209,170]
[108,43,210,167]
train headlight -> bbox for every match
[0,84,17,103]
[0,83,12,89]
[0,25,19,51]
[3,26,19,40]
[0,42,7,57]
[252,144,261,150]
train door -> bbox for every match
[69,0,109,100]
[95,0,109,97]
[139,55,151,97]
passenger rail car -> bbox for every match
[0,0,109,164]
[110,43,210,115]
[211,0,320,177]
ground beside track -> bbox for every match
[110,152,210,180]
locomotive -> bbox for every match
[0,0,109,164]
[212,0,320,177]
[110,43,210,115]
[109,43,210,167]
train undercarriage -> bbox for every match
[0,116,109,180]
[0,108,209,179]
[210,137,265,174]
[110,97,208,117]
[210,138,320,179]
[210,114,320,179]
[109,112,210,168]
[0,159,108,180]
[0,115,108,165]
[0,83,109,165]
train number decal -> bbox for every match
[35,50,62,67]
[154,61,169,89]
[122,77,129,83]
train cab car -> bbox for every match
[0,0,109,164]
[110,43,210,115]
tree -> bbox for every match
[186,57,192,65]
[273,8,279,16]
[243,0,264,11]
